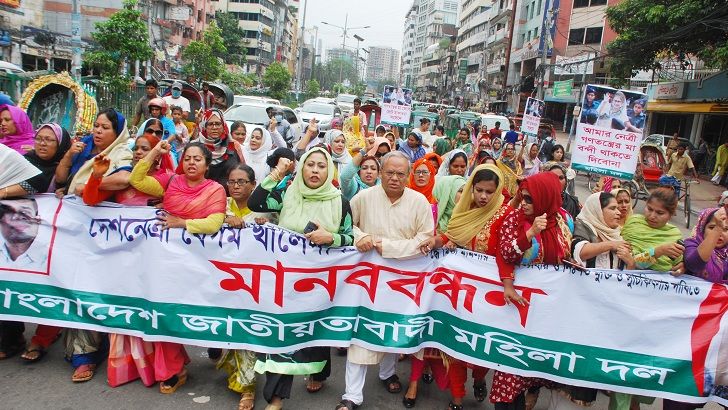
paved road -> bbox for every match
[0,175,717,410]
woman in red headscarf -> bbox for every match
[82,118,175,206]
[490,171,574,410]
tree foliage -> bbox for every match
[314,59,358,91]
[214,11,247,64]
[83,0,152,93]
[181,22,227,81]
[263,62,292,101]
[220,71,258,94]
[305,79,320,100]
[606,0,728,83]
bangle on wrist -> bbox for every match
[648,247,655,257]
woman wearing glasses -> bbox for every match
[492,172,574,410]
[196,108,244,184]
[82,119,175,206]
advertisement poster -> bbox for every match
[522,97,544,136]
[572,84,648,180]
[381,85,412,126]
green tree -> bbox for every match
[349,81,366,97]
[181,22,227,81]
[214,11,247,64]
[220,71,258,94]
[83,0,152,93]
[606,0,728,84]
[263,62,292,101]
[332,83,346,94]
[305,79,320,100]
[316,59,358,92]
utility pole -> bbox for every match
[536,4,554,100]
[353,34,364,84]
[322,15,369,87]
[70,0,82,81]
[566,56,589,152]
[294,0,308,102]
[146,0,153,78]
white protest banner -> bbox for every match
[571,84,647,179]
[522,97,544,136]
[381,85,412,126]
[0,195,727,405]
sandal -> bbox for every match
[72,363,96,383]
[473,382,487,402]
[20,347,47,364]
[264,405,282,410]
[239,392,255,410]
[306,379,324,393]
[208,347,222,361]
[0,338,26,360]
[402,395,416,408]
[448,402,464,410]
[382,374,402,394]
[421,372,433,384]
[335,399,359,410]
[159,369,188,394]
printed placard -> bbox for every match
[381,85,412,126]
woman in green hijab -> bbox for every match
[433,175,467,233]
[621,186,684,271]
[248,146,354,409]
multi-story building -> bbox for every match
[1,0,213,76]
[418,24,458,102]
[545,0,619,127]
[214,0,297,76]
[366,46,400,83]
[406,0,460,99]
[400,3,418,88]
[481,0,515,112]
[326,47,357,64]
[456,0,491,107]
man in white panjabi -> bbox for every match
[335,151,435,410]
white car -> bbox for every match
[233,95,281,106]
[224,102,302,146]
[335,93,358,114]
[296,101,342,136]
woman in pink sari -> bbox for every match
[129,140,226,393]
[0,104,35,154]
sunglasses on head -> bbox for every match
[145,128,164,136]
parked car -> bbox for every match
[296,101,342,136]
[335,93,358,114]
[233,95,281,106]
[304,97,336,105]
[644,134,696,152]
[224,102,302,146]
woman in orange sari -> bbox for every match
[129,140,227,394]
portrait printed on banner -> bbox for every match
[0,198,53,274]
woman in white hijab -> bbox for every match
[241,127,273,186]
[436,149,469,177]
[323,129,352,183]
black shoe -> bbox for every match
[402,396,416,408]
[207,347,222,361]
[421,372,433,384]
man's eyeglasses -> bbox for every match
[227,179,251,187]
[144,128,164,136]
[383,171,407,180]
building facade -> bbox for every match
[400,3,418,88]
[1,0,213,76]
[366,46,400,83]
[456,0,490,107]
[213,0,298,76]
[406,0,460,100]
[326,47,357,64]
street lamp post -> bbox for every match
[321,15,369,86]
[295,0,308,102]
[353,34,364,84]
